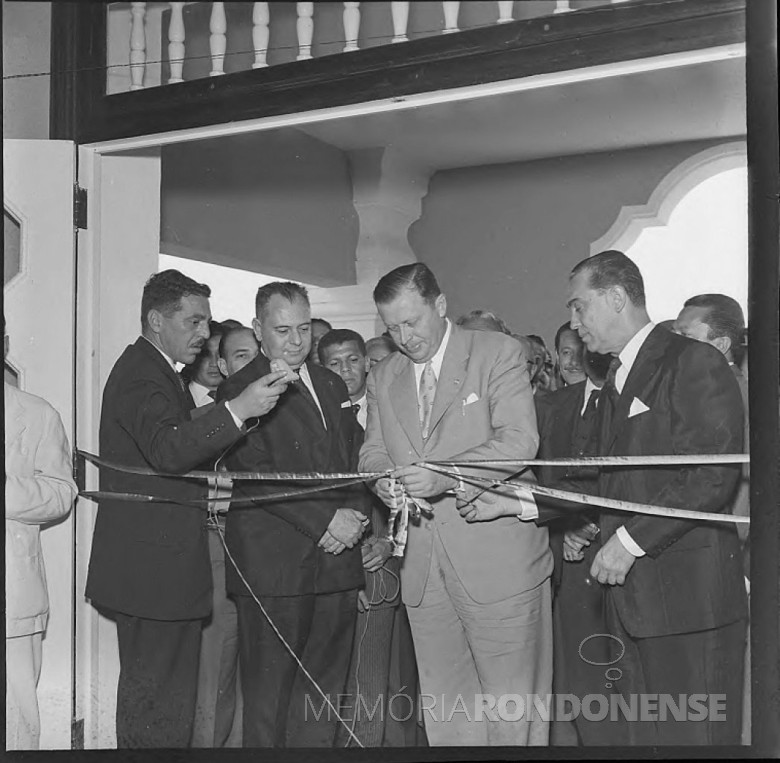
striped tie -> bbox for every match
[419,361,437,439]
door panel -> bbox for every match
[3,139,76,749]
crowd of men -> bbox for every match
[6,250,750,750]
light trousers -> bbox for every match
[406,526,552,746]
[6,632,43,750]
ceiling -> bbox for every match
[294,54,745,170]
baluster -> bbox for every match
[391,2,409,42]
[129,2,147,91]
[252,2,269,68]
[553,0,572,12]
[168,2,185,84]
[343,2,360,52]
[497,1,514,23]
[442,1,460,34]
[296,3,314,61]
[209,2,227,76]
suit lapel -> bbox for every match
[427,325,468,440]
[389,357,424,456]
[135,337,194,414]
[604,326,668,452]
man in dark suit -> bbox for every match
[567,251,747,745]
[535,341,612,746]
[85,270,290,748]
[217,282,368,748]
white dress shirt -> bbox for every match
[189,381,215,409]
[412,319,452,397]
[297,362,328,430]
[353,392,367,430]
[612,321,655,558]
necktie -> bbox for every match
[603,357,622,407]
[352,402,361,416]
[293,378,326,429]
[582,388,601,423]
[207,389,217,400]
[418,361,437,439]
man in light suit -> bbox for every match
[359,263,553,746]
[5,329,77,750]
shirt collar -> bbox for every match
[141,335,183,372]
[580,376,600,415]
[189,381,214,407]
[414,318,451,373]
[615,321,655,393]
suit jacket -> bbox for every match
[359,324,552,607]
[85,337,244,620]
[535,381,600,588]
[217,355,366,597]
[730,365,749,549]
[596,326,747,638]
[5,384,77,636]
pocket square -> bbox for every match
[340,400,353,409]
[464,392,480,406]
[628,397,650,418]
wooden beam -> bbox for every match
[75,0,745,144]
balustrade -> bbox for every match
[108,0,633,93]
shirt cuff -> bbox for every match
[513,487,539,521]
[450,466,465,494]
[224,401,244,430]
[616,525,646,557]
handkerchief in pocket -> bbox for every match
[464,392,479,406]
[628,397,650,418]
[340,400,353,409]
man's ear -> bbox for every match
[435,293,447,317]
[217,358,228,377]
[712,334,731,358]
[147,309,163,335]
[609,285,628,313]
[252,317,263,345]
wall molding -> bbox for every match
[590,140,747,256]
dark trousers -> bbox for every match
[336,565,400,748]
[551,538,611,746]
[115,613,203,748]
[237,589,357,747]
[604,594,746,745]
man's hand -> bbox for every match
[229,370,289,421]
[392,465,458,499]
[317,529,345,555]
[357,589,370,613]
[362,537,392,573]
[590,533,637,585]
[563,521,600,562]
[374,477,403,509]
[321,508,368,550]
[456,483,537,522]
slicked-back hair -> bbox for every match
[255,281,310,318]
[683,293,746,363]
[554,321,582,352]
[218,326,258,360]
[141,269,211,330]
[317,328,367,363]
[455,309,511,335]
[373,263,441,306]
[571,250,646,308]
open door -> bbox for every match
[3,139,77,749]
